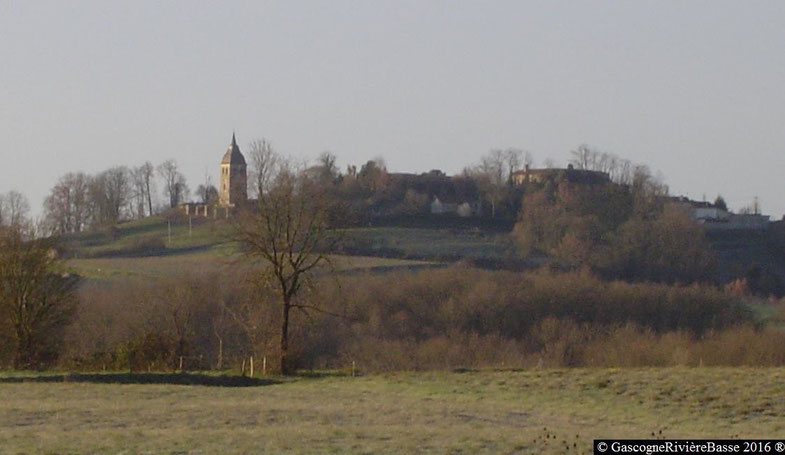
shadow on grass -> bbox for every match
[0,372,279,387]
[295,370,357,379]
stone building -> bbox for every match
[219,133,247,207]
[511,164,610,186]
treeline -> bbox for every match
[258,144,664,224]
[41,267,785,372]
[42,160,193,235]
[36,140,703,241]
[38,142,657,235]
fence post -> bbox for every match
[250,356,254,378]
[217,338,223,370]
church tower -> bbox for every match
[219,133,247,207]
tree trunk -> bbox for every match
[14,328,34,370]
[216,336,223,370]
[280,297,291,375]
[146,180,153,217]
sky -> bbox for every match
[2,1,785,218]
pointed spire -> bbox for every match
[222,131,246,165]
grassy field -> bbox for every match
[61,213,516,262]
[337,226,516,261]
[57,213,511,284]
[1,367,783,454]
[67,249,437,282]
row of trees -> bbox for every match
[43,160,191,235]
[34,140,687,236]
[568,144,653,186]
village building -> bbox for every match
[668,197,770,231]
[430,196,482,217]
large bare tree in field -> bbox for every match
[0,228,78,368]
[233,156,336,375]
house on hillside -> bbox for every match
[669,197,770,231]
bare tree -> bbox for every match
[0,229,78,368]
[248,139,277,198]
[503,148,523,183]
[130,164,155,219]
[568,145,640,186]
[138,162,156,216]
[233,156,337,375]
[616,158,633,185]
[88,167,130,226]
[316,151,339,184]
[470,149,520,217]
[0,193,5,227]
[569,144,593,170]
[44,173,91,234]
[157,160,189,208]
[480,152,504,217]
[44,178,73,234]
[5,190,30,228]
[196,184,218,204]
[193,169,218,205]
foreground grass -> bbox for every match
[1,368,783,454]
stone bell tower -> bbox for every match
[219,133,247,207]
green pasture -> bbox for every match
[1,367,782,454]
[337,226,515,260]
[61,213,516,263]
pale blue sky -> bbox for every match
[2,1,784,218]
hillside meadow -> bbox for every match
[67,250,435,282]
[2,367,783,454]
